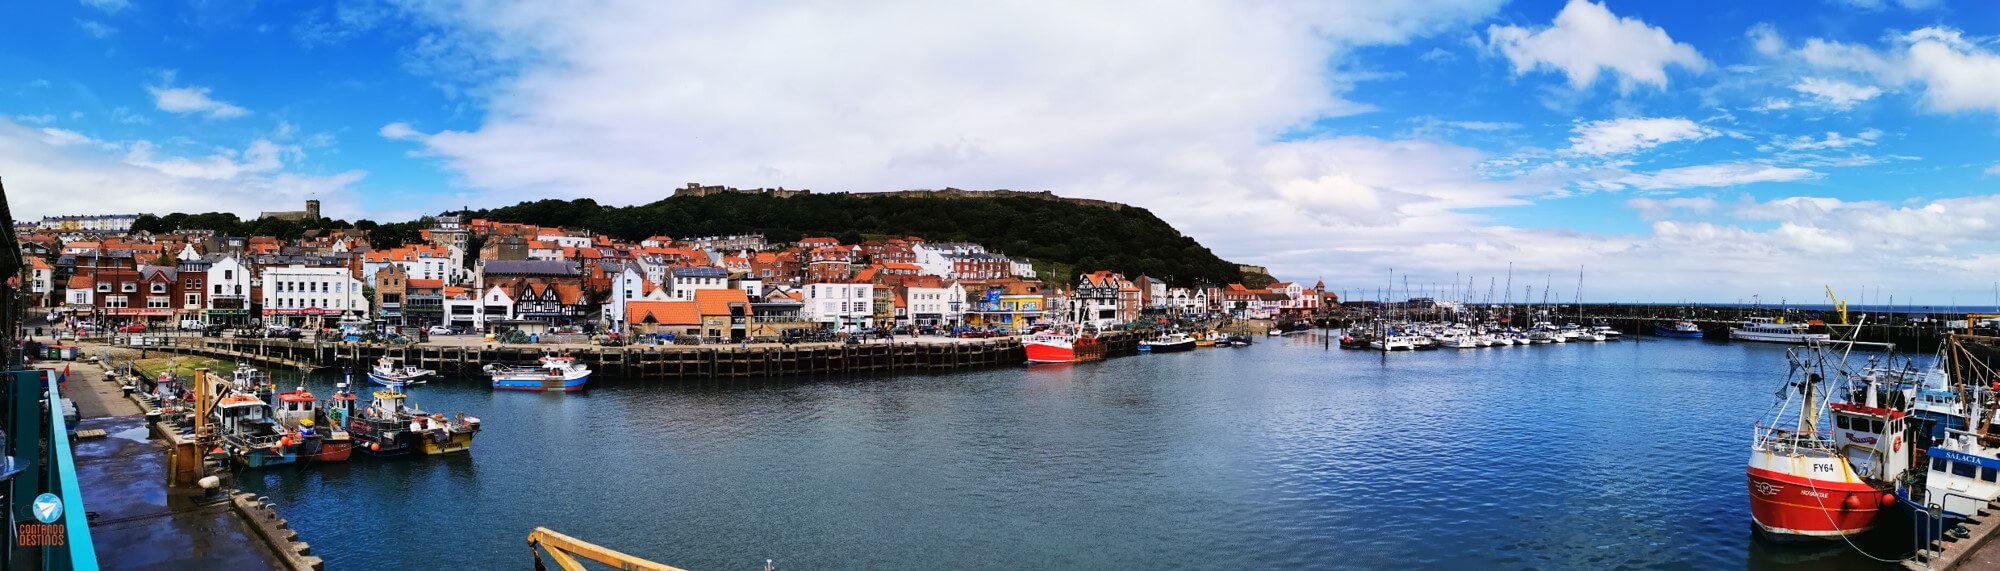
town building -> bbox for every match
[802,282,874,330]
[260,265,369,328]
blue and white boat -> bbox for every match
[1653,320,1703,338]
[485,354,591,392]
[367,356,437,387]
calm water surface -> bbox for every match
[238,336,1911,569]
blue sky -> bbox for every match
[9,0,2000,303]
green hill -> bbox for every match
[473,191,1242,286]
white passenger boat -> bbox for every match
[1729,317,1831,344]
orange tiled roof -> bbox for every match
[627,300,699,326]
[693,288,751,317]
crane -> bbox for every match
[1824,285,1848,325]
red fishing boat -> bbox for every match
[273,387,352,462]
[1747,342,1904,539]
[1025,329,1102,364]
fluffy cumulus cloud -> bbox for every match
[147,84,250,119]
[0,118,364,220]
[1791,26,2000,116]
[1563,117,1716,156]
[1485,0,1706,91]
[360,0,2000,299]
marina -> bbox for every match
[211,332,1920,569]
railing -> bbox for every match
[4,370,98,570]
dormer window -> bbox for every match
[123,283,137,293]
[97,283,110,292]
[151,283,166,293]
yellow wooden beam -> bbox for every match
[527,527,684,571]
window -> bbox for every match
[1984,467,1997,483]
[106,297,128,308]
[151,283,166,293]
[1836,416,1850,430]
[186,294,199,306]
[147,296,170,309]
[223,270,232,280]
[123,283,136,292]
[1955,461,1978,478]
[97,283,110,292]
[1870,419,1884,433]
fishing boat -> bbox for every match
[413,410,481,455]
[1370,334,1421,351]
[1747,342,1902,539]
[1654,321,1703,338]
[367,356,438,387]
[213,367,297,468]
[1731,317,1831,344]
[1592,324,1623,340]
[1194,333,1217,347]
[1442,333,1480,349]
[1024,329,1101,364]
[272,387,351,462]
[347,385,421,457]
[1148,332,1197,353]
[1908,334,2000,521]
[486,354,592,392]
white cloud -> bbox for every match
[1984,164,2000,176]
[1767,129,1881,152]
[1793,26,2000,116]
[79,0,128,14]
[0,118,364,220]
[1485,0,1706,91]
[1612,162,1818,190]
[76,19,115,39]
[1563,117,1716,156]
[39,128,93,147]
[147,85,249,119]
[1626,196,1717,220]
[378,122,422,140]
[14,114,55,125]
[1747,98,1794,112]
[1749,23,1785,56]
[1792,77,1882,109]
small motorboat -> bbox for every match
[368,356,438,387]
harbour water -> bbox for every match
[237,335,1908,569]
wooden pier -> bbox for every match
[155,332,1142,381]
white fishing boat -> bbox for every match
[367,356,438,387]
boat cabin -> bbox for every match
[273,387,320,429]
[1830,402,1912,482]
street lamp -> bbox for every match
[949,299,961,330]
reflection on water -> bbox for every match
[236,336,1905,569]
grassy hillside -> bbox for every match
[474,192,1242,286]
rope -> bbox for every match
[1796,453,1910,563]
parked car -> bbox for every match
[428,325,452,335]
[117,323,146,333]
[179,319,204,331]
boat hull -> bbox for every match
[1653,325,1703,338]
[492,372,590,392]
[367,371,433,387]
[1731,330,1832,344]
[234,447,297,468]
[299,437,352,462]
[1746,466,1888,538]
[421,432,476,455]
[1149,340,1195,353]
[1025,342,1078,364]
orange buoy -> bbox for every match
[1844,494,1865,510]
[1881,492,1897,507]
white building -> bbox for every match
[1011,259,1036,279]
[259,265,369,326]
[444,285,518,331]
[668,266,729,300]
[912,242,985,278]
[905,282,967,326]
[204,255,256,324]
[802,282,874,330]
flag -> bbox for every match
[57,364,69,391]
